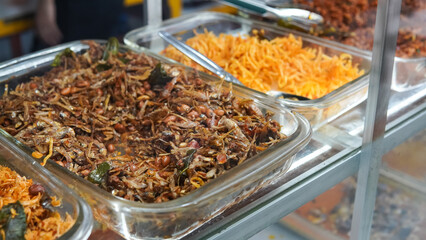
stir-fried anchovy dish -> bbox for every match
[0,40,286,203]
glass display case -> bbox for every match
[0,0,424,239]
[136,1,424,239]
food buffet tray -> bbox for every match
[0,129,93,239]
[124,12,371,129]
[0,40,312,239]
[257,1,426,92]
[281,174,426,240]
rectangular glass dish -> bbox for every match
[0,40,312,239]
[259,0,426,92]
[124,12,372,129]
[0,129,93,240]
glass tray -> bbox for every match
[124,12,371,129]
[0,132,93,240]
[0,40,311,239]
[237,1,426,92]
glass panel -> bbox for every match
[382,129,426,183]
[280,174,426,240]
[370,177,426,239]
[281,176,357,239]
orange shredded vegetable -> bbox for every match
[162,30,365,99]
[0,166,73,240]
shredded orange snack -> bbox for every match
[50,196,61,207]
[162,30,364,99]
[0,166,74,240]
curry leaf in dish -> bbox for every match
[88,162,111,184]
[0,202,26,240]
[51,48,74,67]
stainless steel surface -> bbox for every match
[158,30,243,85]
[143,0,162,26]
[221,0,323,24]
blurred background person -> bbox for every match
[34,0,128,49]
[0,0,204,62]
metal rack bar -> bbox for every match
[350,0,402,239]
[142,0,162,26]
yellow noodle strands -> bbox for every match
[162,30,364,99]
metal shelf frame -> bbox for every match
[350,0,401,238]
